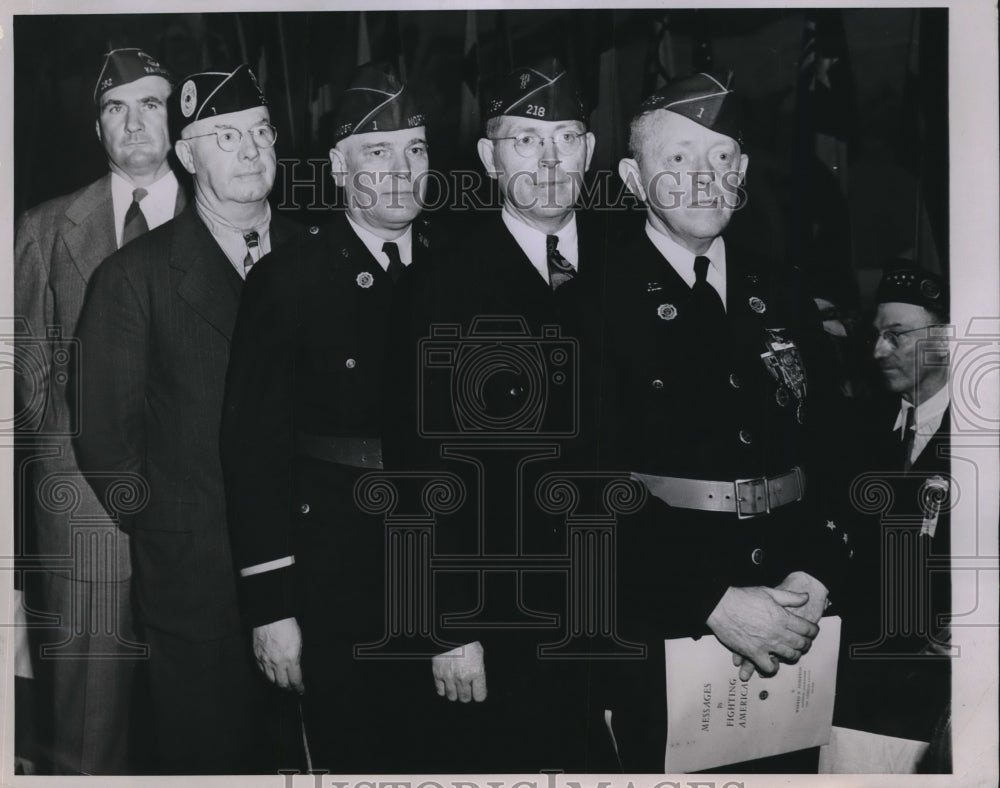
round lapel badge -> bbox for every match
[356,271,374,289]
[775,386,791,407]
[749,296,766,314]
[657,303,678,321]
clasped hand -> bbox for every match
[432,640,487,703]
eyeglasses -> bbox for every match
[489,131,586,158]
[183,122,278,152]
[873,324,946,349]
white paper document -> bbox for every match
[663,615,842,773]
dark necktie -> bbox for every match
[243,231,260,275]
[900,405,916,470]
[122,187,149,246]
[692,255,726,317]
[546,235,575,290]
[383,241,406,284]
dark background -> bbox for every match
[13,7,948,308]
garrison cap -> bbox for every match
[634,70,743,147]
[876,264,949,320]
[483,56,587,127]
[94,48,173,105]
[333,62,426,143]
[170,64,268,139]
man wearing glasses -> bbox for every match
[75,64,297,773]
[822,265,952,773]
[221,62,432,772]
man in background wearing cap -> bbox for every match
[381,56,611,772]
[596,71,849,770]
[821,264,952,773]
[221,61,432,772]
[14,47,183,774]
[75,64,297,773]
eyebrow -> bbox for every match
[101,96,164,110]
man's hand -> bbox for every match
[432,640,487,703]
[777,571,829,626]
[707,586,819,680]
[253,616,304,693]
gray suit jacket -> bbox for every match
[14,174,185,582]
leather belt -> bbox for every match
[295,433,383,470]
[630,467,805,519]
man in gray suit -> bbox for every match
[14,47,182,774]
[75,63,297,773]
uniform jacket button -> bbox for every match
[739,429,753,444]
[308,225,319,235]
[299,503,311,514]
[345,358,356,369]
[751,548,765,565]
[729,373,742,389]
[651,378,664,390]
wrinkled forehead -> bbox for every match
[182,106,271,138]
[874,301,936,329]
[337,126,427,158]
[642,108,740,151]
[494,114,587,137]
[100,75,172,108]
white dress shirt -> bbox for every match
[645,221,728,310]
[501,206,579,284]
[196,199,272,280]
[346,215,413,271]
[111,170,179,248]
[893,383,950,466]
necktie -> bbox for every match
[900,405,916,470]
[692,255,726,318]
[122,187,149,246]
[546,235,575,290]
[243,231,260,275]
[383,241,406,284]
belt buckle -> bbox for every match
[735,476,769,519]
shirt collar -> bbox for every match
[644,221,726,286]
[501,206,578,283]
[894,382,951,431]
[195,197,271,279]
[110,170,179,247]
[346,214,413,268]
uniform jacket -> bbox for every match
[14,174,185,582]
[74,204,297,641]
[221,211,433,629]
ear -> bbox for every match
[618,157,647,202]
[328,146,348,188]
[476,138,499,180]
[583,131,597,173]
[174,139,196,175]
[95,120,102,143]
[737,152,749,185]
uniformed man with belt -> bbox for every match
[597,71,850,771]
[220,62,432,772]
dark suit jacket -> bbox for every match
[834,402,952,744]
[74,204,297,641]
[15,174,186,582]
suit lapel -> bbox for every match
[171,207,243,341]
[63,175,117,284]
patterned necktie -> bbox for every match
[546,234,575,290]
[122,187,149,246]
[383,241,406,284]
[243,231,260,275]
[900,405,916,470]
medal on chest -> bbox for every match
[759,328,808,423]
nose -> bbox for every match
[872,333,892,360]
[237,129,261,160]
[393,147,413,179]
[124,105,144,134]
[539,137,562,168]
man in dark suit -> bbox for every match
[75,64,297,773]
[384,57,612,772]
[221,62,432,773]
[822,265,952,773]
[598,71,850,771]
[14,47,183,774]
